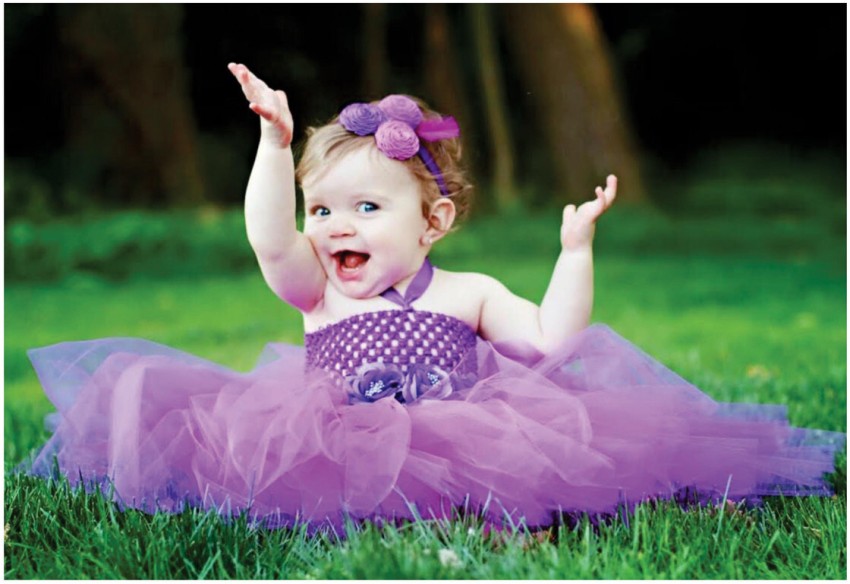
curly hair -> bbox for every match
[295,97,473,225]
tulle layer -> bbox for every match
[24,325,844,530]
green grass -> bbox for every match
[4,211,846,579]
[4,476,845,579]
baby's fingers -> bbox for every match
[250,94,283,122]
[250,90,293,130]
[228,62,271,98]
[249,102,276,121]
[603,174,617,207]
[228,62,252,86]
[592,175,617,211]
[595,186,605,202]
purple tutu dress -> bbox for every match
[24,259,844,530]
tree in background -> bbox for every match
[6,4,647,216]
[423,5,481,205]
[356,4,637,211]
[57,4,205,207]
[468,4,518,211]
[503,4,645,204]
[361,4,388,99]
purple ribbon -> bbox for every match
[416,117,460,141]
[380,257,434,310]
[417,146,449,197]
[415,117,459,197]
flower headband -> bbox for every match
[338,95,460,197]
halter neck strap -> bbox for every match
[380,257,434,311]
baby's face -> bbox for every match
[302,147,430,299]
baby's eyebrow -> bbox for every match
[303,191,388,207]
[302,192,325,206]
[338,192,389,205]
[355,192,389,203]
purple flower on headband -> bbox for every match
[378,95,424,128]
[339,103,387,136]
[375,120,420,160]
[336,95,460,194]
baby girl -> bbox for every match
[20,63,841,533]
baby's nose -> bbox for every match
[328,214,356,237]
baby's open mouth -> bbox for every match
[333,250,371,271]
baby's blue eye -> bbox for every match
[357,202,379,213]
[312,206,330,217]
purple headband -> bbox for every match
[338,95,460,197]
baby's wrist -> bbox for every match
[258,130,292,150]
[254,139,294,168]
[259,120,292,148]
[559,243,594,257]
[257,139,292,153]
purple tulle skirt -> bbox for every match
[23,324,844,531]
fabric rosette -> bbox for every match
[337,94,461,196]
[375,120,420,160]
[337,94,459,162]
[346,363,406,403]
[401,363,453,403]
[378,95,424,128]
[346,362,467,405]
[338,103,387,136]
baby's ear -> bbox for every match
[426,198,456,242]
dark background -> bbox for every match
[596,4,846,157]
[4,3,847,216]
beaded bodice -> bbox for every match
[305,309,478,378]
[304,258,478,380]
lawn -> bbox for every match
[3,208,847,579]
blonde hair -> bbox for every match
[295,98,473,224]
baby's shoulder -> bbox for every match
[425,268,506,325]
[433,268,503,295]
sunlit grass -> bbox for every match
[4,209,846,579]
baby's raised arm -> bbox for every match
[478,176,617,352]
[229,63,325,311]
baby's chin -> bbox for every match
[324,269,385,300]
[322,255,418,300]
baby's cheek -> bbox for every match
[302,224,320,242]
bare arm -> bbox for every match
[229,63,325,311]
[479,176,617,352]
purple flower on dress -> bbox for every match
[339,103,387,136]
[378,95,424,128]
[375,120,420,160]
[402,363,452,403]
[346,361,474,406]
[347,363,406,403]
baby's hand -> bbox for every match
[228,62,294,148]
[560,175,617,251]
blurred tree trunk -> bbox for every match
[423,5,482,199]
[469,4,517,210]
[503,4,646,204]
[362,4,388,98]
[58,4,204,207]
